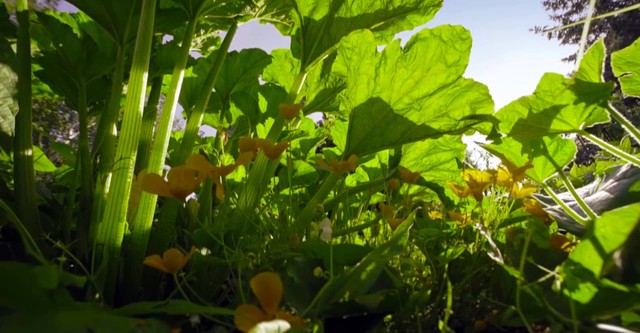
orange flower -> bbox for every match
[388,178,400,190]
[234,272,305,332]
[462,169,495,201]
[143,246,196,274]
[317,154,358,174]
[279,103,303,120]
[522,198,552,225]
[549,233,575,252]
[380,202,404,231]
[256,138,289,160]
[239,136,260,154]
[399,166,420,184]
[141,166,204,201]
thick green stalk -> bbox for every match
[90,46,127,243]
[76,85,93,253]
[94,0,157,305]
[144,22,238,261]
[123,14,200,299]
[135,75,163,174]
[580,130,640,166]
[540,183,589,225]
[175,21,238,164]
[13,0,43,247]
[236,71,308,216]
[554,167,597,221]
[608,102,640,145]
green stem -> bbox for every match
[295,172,340,229]
[135,75,163,174]
[94,0,157,305]
[90,45,128,243]
[608,102,640,145]
[515,232,534,333]
[76,84,93,253]
[235,71,308,217]
[579,130,640,166]
[176,21,238,164]
[540,183,590,225]
[124,13,200,301]
[13,0,44,249]
[553,166,597,221]
[0,199,45,263]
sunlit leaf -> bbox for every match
[612,38,640,97]
[337,28,494,156]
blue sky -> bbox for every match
[229,0,577,109]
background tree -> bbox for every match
[534,0,640,164]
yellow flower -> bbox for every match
[495,161,533,188]
[143,246,196,274]
[428,210,443,220]
[185,153,255,201]
[279,103,303,120]
[234,272,305,332]
[448,211,471,226]
[522,198,552,225]
[141,166,204,201]
[317,154,358,174]
[462,169,495,201]
[399,166,421,184]
[510,183,537,199]
[448,182,472,199]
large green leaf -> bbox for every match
[276,0,442,69]
[496,41,612,140]
[65,0,140,45]
[612,37,640,97]
[32,12,115,109]
[316,211,415,311]
[190,49,271,128]
[400,135,466,184]
[561,203,640,316]
[336,28,493,156]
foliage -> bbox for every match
[1,1,640,332]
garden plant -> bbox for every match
[1,0,640,332]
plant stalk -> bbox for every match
[13,0,44,249]
[580,130,640,166]
[94,0,157,305]
[123,12,201,300]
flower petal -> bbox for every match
[185,154,214,182]
[276,311,306,329]
[141,172,173,198]
[235,151,255,166]
[143,254,170,273]
[250,272,283,317]
[167,166,202,201]
[239,136,260,154]
[279,103,303,120]
[399,166,420,184]
[162,248,186,274]
[234,304,268,332]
